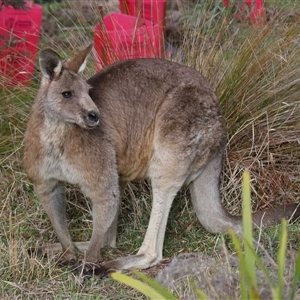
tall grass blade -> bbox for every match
[111,272,174,300]
[290,246,300,300]
[228,228,248,299]
[276,219,287,299]
[195,288,210,300]
[133,270,178,300]
[242,171,258,292]
[243,238,274,286]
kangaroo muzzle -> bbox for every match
[86,109,99,128]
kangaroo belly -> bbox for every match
[117,150,152,182]
[115,129,155,182]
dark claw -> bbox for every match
[94,267,111,278]
[69,261,110,278]
[83,264,110,278]
[57,257,78,267]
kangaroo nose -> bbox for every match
[87,110,99,123]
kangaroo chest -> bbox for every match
[39,122,81,185]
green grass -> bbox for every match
[265,0,300,10]
[1,0,300,299]
[112,171,300,299]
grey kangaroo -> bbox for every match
[23,45,300,274]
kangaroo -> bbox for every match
[23,45,300,274]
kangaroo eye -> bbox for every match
[62,91,72,98]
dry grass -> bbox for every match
[1,0,300,299]
[176,3,300,214]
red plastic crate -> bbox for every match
[120,0,166,29]
[223,0,265,25]
[94,13,162,71]
[0,1,43,87]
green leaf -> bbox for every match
[242,170,258,291]
[195,288,209,300]
[111,272,172,300]
[229,228,248,299]
[133,271,178,300]
[276,219,287,298]
[290,246,300,300]
[243,238,274,286]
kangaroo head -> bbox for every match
[38,44,100,129]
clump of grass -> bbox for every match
[219,21,300,211]
[112,172,300,299]
[175,2,300,213]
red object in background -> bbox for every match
[119,0,166,30]
[223,0,265,25]
[94,13,162,71]
[0,1,43,87]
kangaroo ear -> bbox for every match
[64,44,93,73]
[39,48,62,80]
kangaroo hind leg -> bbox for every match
[100,152,188,271]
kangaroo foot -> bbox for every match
[71,261,110,278]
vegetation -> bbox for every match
[1,0,300,298]
[112,172,300,299]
